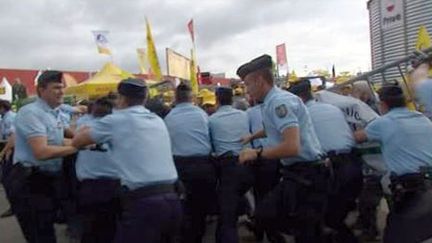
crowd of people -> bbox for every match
[0,55,432,243]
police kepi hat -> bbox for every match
[287,79,311,95]
[236,54,273,79]
[215,87,233,97]
[117,78,147,99]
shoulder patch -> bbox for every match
[275,104,288,118]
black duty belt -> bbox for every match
[123,183,176,200]
[173,155,212,164]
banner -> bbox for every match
[145,18,163,81]
[136,48,149,74]
[416,25,431,51]
[0,77,13,102]
[190,49,199,94]
[315,90,379,129]
[166,48,191,80]
[276,43,288,75]
[188,19,195,43]
[381,0,404,31]
[92,30,112,55]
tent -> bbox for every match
[65,62,135,99]
[0,77,13,102]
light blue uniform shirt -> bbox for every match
[59,104,75,127]
[262,87,322,165]
[90,105,178,190]
[14,98,64,172]
[365,107,432,175]
[246,105,268,148]
[415,79,432,117]
[75,117,119,181]
[306,100,355,153]
[76,114,93,128]
[1,110,16,139]
[164,102,212,156]
[209,105,250,156]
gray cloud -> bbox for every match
[0,0,371,77]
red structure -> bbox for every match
[0,67,236,96]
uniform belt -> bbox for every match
[14,162,61,177]
[123,183,176,200]
[173,155,212,164]
[390,173,426,191]
[327,149,352,156]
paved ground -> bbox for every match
[0,185,391,243]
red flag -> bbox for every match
[276,43,287,65]
[188,19,195,43]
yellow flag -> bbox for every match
[416,25,431,51]
[190,49,199,94]
[145,18,162,81]
[136,48,149,74]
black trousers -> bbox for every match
[9,164,63,243]
[215,156,255,243]
[325,152,363,243]
[384,174,432,243]
[78,178,121,243]
[255,162,329,243]
[174,156,217,243]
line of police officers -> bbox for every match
[1,55,432,243]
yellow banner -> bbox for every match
[146,19,163,81]
[416,25,431,51]
[166,48,190,80]
[137,48,149,74]
[190,48,198,94]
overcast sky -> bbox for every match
[0,0,371,78]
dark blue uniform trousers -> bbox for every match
[174,156,217,243]
[114,192,182,243]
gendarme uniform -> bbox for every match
[237,55,328,243]
[364,85,432,243]
[414,78,432,118]
[0,110,16,140]
[88,78,181,242]
[11,70,68,243]
[209,87,254,243]
[164,84,215,243]
[289,80,362,242]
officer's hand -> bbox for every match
[241,135,253,145]
[239,148,258,164]
[74,105,88,114]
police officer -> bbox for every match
[238,55,327,243]
[11,70,78,243]
[246,100,285,243]
[209,87,254,243]
[72,78,181,243]
[0,99,16,218]
[164,83,215,243]
[354,83,432,243]
[75,97,120,243]
[289,80,363,243]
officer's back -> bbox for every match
[73,78,181,242]
[209,87,250,156]
[164,83,211,157]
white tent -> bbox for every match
[0,77,13,102]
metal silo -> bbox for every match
[367,0,432,83]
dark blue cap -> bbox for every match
[236,54,273,79]
[117,78,147,99]
[215,87,233,97]
[287,79,311,95]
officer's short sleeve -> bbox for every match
[90,115,113,144]
[15,110,47,138]
[365,117,383,142]
[269,99,298,132]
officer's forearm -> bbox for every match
[28,136,77,160]
[261,127,299,159]
[72,129,96,149]
[251,129,266,140]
